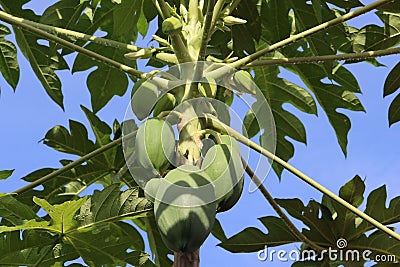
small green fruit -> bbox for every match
[131,79,158,120]
[202,135,244,212]
[135,119,175,173]
[153,93,177,117]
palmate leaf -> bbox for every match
[0,194,38,225]
[0,1,69,109]
[218,176,400,265]
[136,216,173,267]
[244,0,365,175]
[0,230,77,267]
[113,0,149,41]
[18,109,138,208]
[0,186,154,266]
[217,216,298,252]
[43,106,129,170]
[18,163,110,210]
[40,0,86,28]
[352,11,400,52]
[72,43,131,112]
[251,64,317,176]
[0,23,19,90]
[282,0,365,154]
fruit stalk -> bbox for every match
[173,250,200,267]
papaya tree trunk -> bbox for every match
[173,250,200,267]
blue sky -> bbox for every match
[0,0,399,266]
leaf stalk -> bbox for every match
[204,114,400,241]
[242,159,325,253]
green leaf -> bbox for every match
[260,0,291,44]
[219,175,400,264]
[1,187,154,267]
[72,42,132,112]
[242,109,260,139]
[1,0,69,109]
[211,218,228,242]
[40,0,84,28]
[384,62,400,126]
[384,62,400,97]
[70,185,153,266]
[76,185,152,225]
[0,194,38,225]
[388,93,400,126]
[81,106,116,166]
[87,66,129,112]
[43,120,97,157]
[254,65,317,176]
[0,197,87,234]
[141,215,173,267]
[353,185,400,238]
[0,24,19,90]
[0,231,75,267]
[352,12,400,52]
[19,165,111,209]
[0,169,14,180]
[43,109,127,171]
[231,0,261,55]
[35,197,86,232]
[218,216,298,252]
[112,0,148,42]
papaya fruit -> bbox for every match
[153,92,177,117]
[162,17,183,35]
[154,165,216,253]
[201,135,244,212]
[135,118,175,174]
[131,79,159,120]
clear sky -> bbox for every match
[0,1,399,266]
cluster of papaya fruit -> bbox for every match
[135,118,244,253]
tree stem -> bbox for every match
[0,10,141,52]
[0,10,146,79]
[243,48,400,68]
[198,0,216,61]
[242,159,324,252]
[173,250,200,267]
[203,114,400,241]
[12,131,137,195]
[157,0,192,63]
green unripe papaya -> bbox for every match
[201,135,244,212]
[135,119,175,174]
[162,17,183,35]
[154,165,216,253]
[153,93,177,117]
[131,79,159,120]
